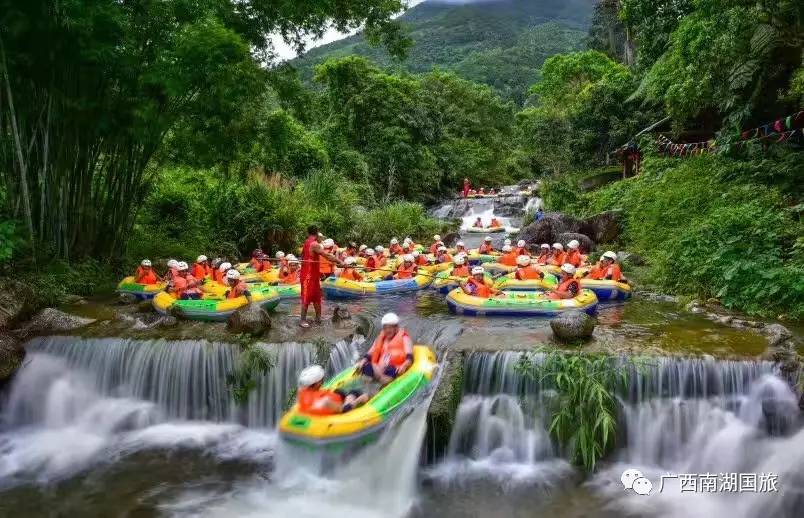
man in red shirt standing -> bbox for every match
[463,177,471,198]
[300,225,343,328]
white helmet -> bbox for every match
[375,245,384,252]
[438,245,447,252]
[433,234,441,241]
[567,240,580,250]
[219,262,232,272]
[390,238,399,245]
[412,250,420,257]
[167,259,179,269]
[603,251,618,261]
[456,241,465,248]
[561,263,577,275]
[276,251,286,259]
[553,243,564,251]
[484,236,493,242]
[323,238,334,248]
[403,254,414,263]
[516,255,531,266]
[472,266,485,275]
[502,245,512,252]
[226,269,241,280]
[178,261,189,271]
[288,255,299,265]
[366,248,375,256]
[197,255,207,263]
[403,237,412,244]
[540,243,550,249]
[344,257,357,265]
[454,255,466,266]
[517,240,526,248]
[504,239,512,246]
[298,365,326,387]
[141,259,152,267]
[359,244,367,251]
[381,312,400,326]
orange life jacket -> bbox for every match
[389,244,404,256]
[429,243,440,254]
[395,263,416,279]
[490,218,500,227]
[515,266,542,280]
[366,256,378,271]
[226,280,249,299]
[452,265,470,277]
[281,269,300,284]
[566,250,582,268]
[191,263,209,279]
[549,277,580,299]
[589,263,621,281]
[438,253,453,264]
[249,257,260,269]
[212,269,224,283]
[255,259,273,273]
[339,268,363,281]
[415,255,429,266]
[478,244,494,254]
[135,267,158,285]
[182,274,202,296]
[551,251,567,266]
[368,328,411,368]
[375,256,387,268]
[515,247,528,256]
[298,387,343,416]
[536,253,550,265]
[467,277,492,298]
[499,252,518,266]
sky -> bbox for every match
[272,0,427,61]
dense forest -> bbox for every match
[1,0,802,317]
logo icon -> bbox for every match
[621,468,652,495]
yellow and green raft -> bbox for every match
[322,272,433,298]
[152,287,280,322]
[116,276,166,300]
[493,271,558,291]
[279,345,437,448]
[465,225,505,234]
[446,288,598,317]
[431,267,492,294]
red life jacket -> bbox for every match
[415,255,429,266]
[395,263,416,279]
[549,278,579,299]
[515,247,528,256]
[368,329,411,368]
[191,263,209,279]
[298,387,343,416]
[438,253,453,264]
[536,253,550,265]
[366,256,378,271]
[467,277,491,298]
[389,244,404,256]
[212,269,224,283]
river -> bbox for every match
[0,194,801,517]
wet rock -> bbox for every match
[227,305,272,337]
[117,293,138,305]
[0,332,24,382]
[518,212,584,247]
[441,232,461,247]
[617,251,645,267]
[493,195,527,217]
[20,308,96,336]
[555,232,595,254]
[761,324,793,349]
[0,279,29,329]
[716,315,734,325]
[136,300,155,313]
[686,300,705,314]
[580,210,623,244]
[427,350,465,459]
[332,305,352,323]
[62,294,87,305]
[634,291,677,303]
[133,314,178,330]
[550,310,596,342]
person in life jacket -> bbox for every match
[478,236,495,254]
[473,217,483,228]
[357,312,414,385]
[468,189,477,196]
[461,266,501,298]
[565,240,583,268]
[190,255,211,280]
[373,246,388,268]
[488,188,496,195]
[224,269,252,302]
[364,248,379,272]
[135,259,160,284]
[436,245,453,264]
[344,242,358,258]
[515,240,528,256]
[165,259,180,281]
[489,217,501,228]
[429,235,442,255]
[550,243,567,266]
[401,237,415,254]
[274,251,288,276]
[280,255,301,284]
[536,244,551,265]
[170,262,202,300]
[586,251,623,281]
[254,253,273,273]
[388,238,404,257]
[413,250,429,266]
[454,240,468,256]
[358,244,369,258]
[339,256,364,281]
[394,254,418,280]
[452,254,470,277]
[249,249,263,270]
[548,264,580,300]
[297,365,368,415]
[319,238,336,279]
[498,244,518,267]
[478,187,486,195]
[212,262,231,284]
[514,255,545,280]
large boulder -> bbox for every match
[761,324,794,349]
[19,308,96,336]
[550,310,596,342]
[580,210,623,245]
[556,232,595,254]
[133,313,178,330]
[227,305,272,337]
[493,195,526,217]
[0,279,29,330]
[441,232,461,247]
[518,212,584,247]
[0,332,24,382]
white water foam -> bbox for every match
[459,205,515,233]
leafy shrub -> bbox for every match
[350,202,441,245]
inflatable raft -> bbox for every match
[279,345,437,448]
[493,272,558,291]
[322,273,433,298]
[579,279,632,301]
[465,225,505,234]
[116,277,165,300]
[431,268,493,295]
[274,283,301,299]
[152,288,280,322]
[446,288,598,317]
[482,262,517,275]
[466,249,501,265]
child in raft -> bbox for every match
[478,236,495,254]
[135,259,160,284]
[461,266,502,298]
[279,255,301,284]
[338,257,364,281]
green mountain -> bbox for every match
[293,0,594,105]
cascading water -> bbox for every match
[459,205,513,232]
